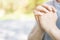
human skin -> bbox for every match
[34,4,60,40]
[56,0,60,3]
[28,4,60,40]
[28,24,45,40]
[28,0,60,40]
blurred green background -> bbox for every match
[0,0,48,20]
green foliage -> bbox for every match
[24,0,48,14]
[37,0,47,4]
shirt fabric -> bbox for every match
[43,0,60,40]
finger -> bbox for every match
[36,5,49,13]
[51,6,57,13]
[42,4,52,12]
[33,10,44,16]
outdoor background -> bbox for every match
[0,0,50,40]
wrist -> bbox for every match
[44,24,57,32]
[50,25,60,40]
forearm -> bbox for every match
[28,25,45,40]
[44,25,60,40]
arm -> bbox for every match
[34,4,60,40]
[45,25,60,40]
[28,24,45,40]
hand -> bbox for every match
[34,4,58,31]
